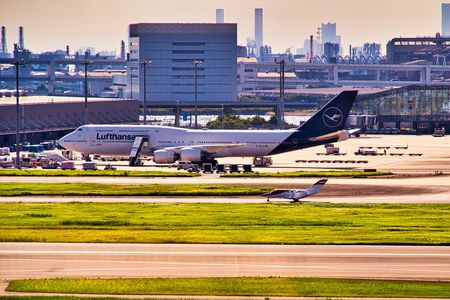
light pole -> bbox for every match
[275,57,285,129]
[192,60,203,129]
[140,60,151,125]
[221,104,225,129]
[14,59,25,169]
[81,60,93,124]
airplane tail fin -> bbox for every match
[306,179,328,196]
[297,91,358,136]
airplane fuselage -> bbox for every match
[60,124,298,158]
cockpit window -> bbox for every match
[77,128,83,131]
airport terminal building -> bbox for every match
[354,85,450,133]
[127,23,237,104]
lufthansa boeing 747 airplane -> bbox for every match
[59,91,358,164]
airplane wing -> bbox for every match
[262,189,290,197]
[308,130,349,142]
[162,143,248,154]
[348,128,362,136]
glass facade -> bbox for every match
[354,85,450,132]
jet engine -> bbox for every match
[153,149,176,164]
[180,147,202,162]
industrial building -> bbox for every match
[443,3,450,36]
[127,23,237,104]
[0,96,139,146]
[321,23,341,48]
[386,34,450,64]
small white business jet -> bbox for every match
[262,179,328,202]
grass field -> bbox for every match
[7,277,450,298]
[221,170,392,178]
[0,183,269,196]
[0,169,198,177]
[0,298,127,300]
[0,202,448,244]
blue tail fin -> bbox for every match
[269,91,358,155]
[297,90,358,136]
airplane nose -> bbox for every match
[58,134,70,149]
[58,139,67,149]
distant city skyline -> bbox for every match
[0,0,448,55]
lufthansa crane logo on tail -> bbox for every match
[322,107,343,128]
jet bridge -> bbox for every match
[129,136,148,166]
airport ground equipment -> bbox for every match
[0,157,14,168]
[243,164,253,173]
[129,136,148,166]
[187,164,200,173]
[230,164,240,173]
[216,164,226,173]
[253,156,273,167]
[60,161,75,170]
[433,127,446,137]
[82,162,97,170]
[46,153,69,163]
[177,161,195,170]
[317,143,346,156]
[1,147,10,155]
[104,164,117,170]
[61,150,74,160]
[42,161,60,169]
[355,148,379,156]
[202,163,213,174]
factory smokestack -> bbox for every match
[120,40,125,59]
[18,26,24,49]
[255,8,263,57]
[309,35,314,63]
[216,9,224,23]
[1,26,6,53]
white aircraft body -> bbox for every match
[263,179,328,202]
[59,91,358,164]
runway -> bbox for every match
[1,192,450,203]
[1,243,449,281]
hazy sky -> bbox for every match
[0,0,447,55]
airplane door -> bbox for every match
[89,129,96,147]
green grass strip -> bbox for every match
[1,203,449,244]
[0,169,198,177]
[0,298,138,300]
[7,278,450,298]
[221,170,391,178]
[0,183,269,196]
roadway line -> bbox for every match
[1,250,449,257]
[2,260,449,274]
